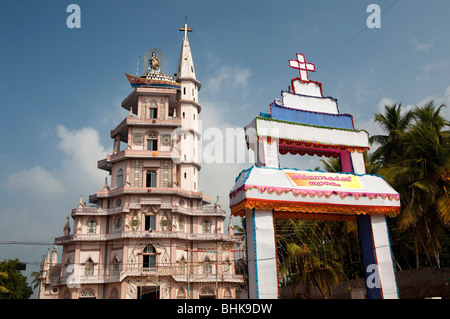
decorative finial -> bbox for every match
[64,214,70,236]
[104,177,110,190]
[228,215,234,236]
[78,194,84,208]
[215,195,221,210]
[288,53,315,82]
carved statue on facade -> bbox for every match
[149,52,160,73]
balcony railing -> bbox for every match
[94,186,208,201]
[71,203,225,217]
[52,265,244,285]
[54,230,241,244]
[171,273,244,283]
[111,117,182,139]
[98,149,180,171]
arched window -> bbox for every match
[146,170,157,187]
[178,256,186,274]
[223,288,232,299]
[79,289,96,299]
[200,287,215,299]
[63,289,71,299]
[114,217,122,232]
[202,219,211,233]
[84,258,94,276]
[177,288,186,299]
[110,288,119,299]
[143,245,156,269]
[144,214,156,231]
[147,133,158,151]
[87,219,97,234]
[203,257,212,275]
[223,258,230,273]
[148,101,157,119]
[112,257,120,275]
[178,217,184,232]
[116,169,124,188]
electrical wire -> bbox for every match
[318,0,401,69]
[0,241,55,245]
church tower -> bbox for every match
[38,20,244,300]
[175,19,202,193]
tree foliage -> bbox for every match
[373,101,450,269]
[0,259,33,299]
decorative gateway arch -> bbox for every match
[229,53,400,299]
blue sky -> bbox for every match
[1,0,450,294]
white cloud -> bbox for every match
[100,95,130,126]
[288,22,321,40]
[7,166,65,197]
[410,37,433,52]
[433,85,450,120]
[355,97,396,149]
[416,59,450,82]
[205,65,252,95]
[198,103,251,230]
[55,125,109,192]
[354,73,381,104]
[401,86,450,118]
[0,125,109,242]
[197,64,256,230]
[376,97,396,113]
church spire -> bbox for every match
[177,17,198,81]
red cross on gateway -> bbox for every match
[288,53,315,81]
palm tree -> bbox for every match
[319,152,379,175]
[277,219,346,298]
[30,271,41,291]
[320,157,341,173]
[232,217,246,236]
[380,101,450,268]
[370,103,414,165]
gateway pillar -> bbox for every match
[344,150,399,299]
[245,209,278,299]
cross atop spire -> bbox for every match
[289,53,315,82]
[179,16,193,40]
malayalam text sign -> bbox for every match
[285,171,362,189]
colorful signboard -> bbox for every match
[285,171,362,189]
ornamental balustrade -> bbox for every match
[171,273,244,283]
[54,230,239,243]
[71,203,225,217]
[54,265,244,285]
[110,149,178,161]
[95,186,208,200]
[109,117,182,140]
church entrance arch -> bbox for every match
[199,287,216,299]
[137,285,159,299]
[229,53,400,299]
